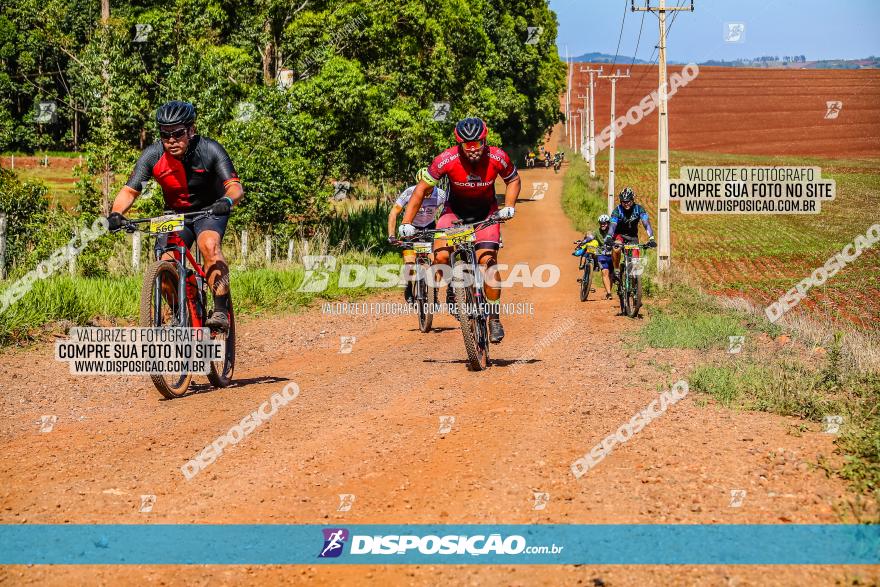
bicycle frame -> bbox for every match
[410,215,504,317]
[153,241,208,329]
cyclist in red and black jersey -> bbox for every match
[399,117,520,343]
[107,101,243,331]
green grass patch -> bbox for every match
[638,280,879,508]
[641,308,745,350]
[0,251,400,346]
[689,361,841,421]
[560,149,607,234]
[12,166,79,210]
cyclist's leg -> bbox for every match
[598,254,613,295]
[611,235,625,273]
[434,207,459,306]
[193,214,231,319]
[474,217,504,342]
[402,248,416,302]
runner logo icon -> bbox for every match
[319,528,349,558]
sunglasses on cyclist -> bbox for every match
[461,140,485,150]
[159,128,188,141]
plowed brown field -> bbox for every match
[568,64,880,157]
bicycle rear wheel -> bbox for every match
[139,260,192,399]
[208,292,236,388]
[453,260,489,371]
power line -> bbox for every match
[610,0,628,70]
[629,7,646,69]
[620,0,683,109]
[630,0,695,272]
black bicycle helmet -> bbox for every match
[453,117,488,143]
[156,100,196,126]
[619,186,635,203]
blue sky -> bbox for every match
[550,0,880,62]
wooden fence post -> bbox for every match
[241,230,248,266]
[265,235,272,264]
[0,213,7,280]
[132,231,141,272]
[287,239,294,264]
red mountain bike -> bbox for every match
[118,211,236,398]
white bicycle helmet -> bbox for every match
[598,214,611,223]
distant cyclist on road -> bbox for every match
[387,168,448,303]
[603,187,656,281]
[107,100,243,331]
[398,117,520,344]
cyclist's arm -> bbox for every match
[494,149,520,208]
[223,180,244,207]
[208,140,244,206]
[111,186,140,215]
[388,204,403,237]
[639,208,655,238]
[607,219,618,239]
[402,181,431,225]
[502,175,520,208]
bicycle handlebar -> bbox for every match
[116,209,216,234]
[407,214,507,242]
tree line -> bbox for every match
[0,0,566,229]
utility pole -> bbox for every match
[632,0,694,271]
[100,0,112,215]
[579,66,603,177]
[565,48,573,150]
[575,93,589,160]
[598,69,630,214]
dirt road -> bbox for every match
[0,149,875,585]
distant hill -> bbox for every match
[567,52,879,69]
[569,52,650,65]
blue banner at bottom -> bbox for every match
[0,525,877,565]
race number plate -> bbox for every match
[444,227,476,245]
[412,242,432,254]
[150,214,185,234]
[584,245,598,255]
[624,244,640,251]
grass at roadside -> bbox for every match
[0,251,400,346]
[558,147,879,512]
[560,148,658,296]
[560,149,607,234]
[600,149,880,330]
[635,282,880,514]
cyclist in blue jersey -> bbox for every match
[603,187,657,281]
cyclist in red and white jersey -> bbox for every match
[399,117,520,343]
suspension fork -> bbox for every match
[176,246,188,326]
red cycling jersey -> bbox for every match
[426,145,518,220]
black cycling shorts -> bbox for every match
[155,213,229,254]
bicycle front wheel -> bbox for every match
[139,260,192,399]
[453,260,489,371]
[580,261,592,302]
[627,274,643,318]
